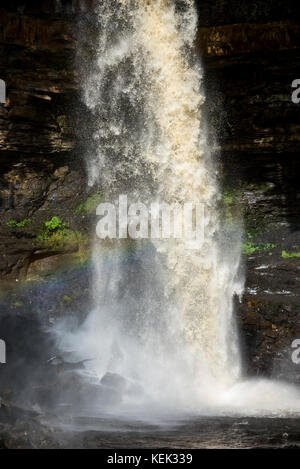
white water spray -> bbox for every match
[59,0,300,417]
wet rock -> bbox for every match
[0,388,13,401]
[0,396,39,426]
[46,356,94,372]
[0,417,61,449]
[100,372,144,399]
[0,2,94,282]
[100,372,127,392]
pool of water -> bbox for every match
[46,413,300,449]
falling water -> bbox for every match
[58,0,300,417]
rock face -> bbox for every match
[221,155,300,379]
[0,0,300,378]
[196,0,300,155]
[0,0,96,284]
[195,0,300,379]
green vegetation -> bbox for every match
[7,219,31,228]
[242,242,277,256]
[281,250,300,259]
[43,216,69,232]
[61,295,72,304]
[242,233,277,256]
[222,181,275,236]
[37,216,74,249]
[36,216,70,247]
[242,241,260,256]
[12,300,24,308]
[223,192,234,206]
[262,243,277,250]
[222,188,243,228]
[222,182,281,257]
[75,190,104,215]
[35,215,89,265]
[37,229,87,250]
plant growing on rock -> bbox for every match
[43,216,68,233]
[242,232,277,256]
[37,216,71,248]
[6,218,31,228]
[281,250,300,259]
[35,216,89,258]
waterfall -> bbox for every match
[73,0,242,407]
[57,0,300,416]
